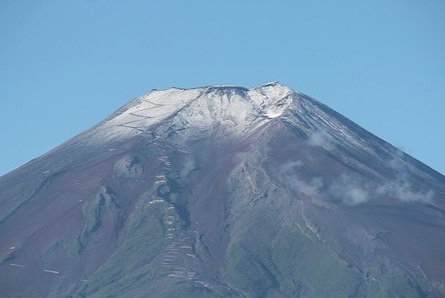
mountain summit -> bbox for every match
[1,83,444,297]
[86,82,294,143]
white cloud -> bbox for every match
[327,175,371,205]
[376,179,434,203]
[307,131,334,150]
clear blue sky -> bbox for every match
[1,0,444,176]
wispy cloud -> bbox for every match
[376,176,434,203]
[307,130,334,150]
[273,154,434,206]
[327,175,371,205]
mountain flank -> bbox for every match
[1,83,444,297]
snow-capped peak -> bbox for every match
[89,83,295,143]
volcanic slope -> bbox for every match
[1,83,445,297]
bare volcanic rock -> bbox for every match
[1,83,444,297]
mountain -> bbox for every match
[1,83,444,297]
